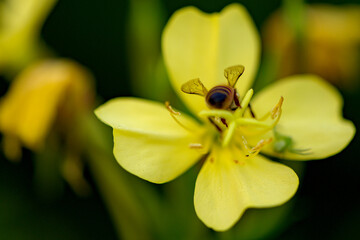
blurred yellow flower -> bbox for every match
[263,4,360,89]
[0,0,57,73]
[95,4,355,231]
[0,59,94,159]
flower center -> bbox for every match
[166,65,296,158]
[199,88,284,157]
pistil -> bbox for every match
[199,89,284,150]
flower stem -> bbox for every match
[79,113,156,240]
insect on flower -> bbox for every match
[181,65,257,130]
[95,3,355,232]
[182,65,244,110]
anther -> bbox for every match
[165,101,180,115]
[237,136,272,158]
[250,138,272,153]
[189,143,204,149]
[165,101,194,132]
[271,96,284,119]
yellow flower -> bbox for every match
[95,4,355,231]
[0,0,57,73]
[0,59,94,159]
[263,4,360,89]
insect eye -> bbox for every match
[207,92,228,108]
[206,86,233,109]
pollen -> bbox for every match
[189,143,203,149]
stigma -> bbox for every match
[165,86,289,159]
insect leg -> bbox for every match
[220,118,228,127]
[233,89,241,108]
[208,117,223,132]
[248,103,256,119]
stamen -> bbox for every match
[236,118,271,128]
[189,142,209,155]
[166,101,180,115]
[222,121,237,147]
[271,96,284,119]
[234,89,254,118]
[199,109,233,122]
[256,96,284,121]
[196,88,284,151]
[236,96,284,136]
[235,112,281,137]
[258,112,270,121]
[237,136,251,155]
[189,143,203,149]
[216,89,256,146]
[165,101,195,132]
[250,138,272,153]
[235,136,272,159]
[240,89,254,109]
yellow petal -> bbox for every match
[194,146,298,231]
[95,97,201,136]
[0,0,57,71]
[251,75,355,160]
[95,98,208,183]
[162,3,260,114]
[0,59,93,149]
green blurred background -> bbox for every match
[1,0,360,239]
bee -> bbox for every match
[181,65,256,131]
[181,65,245,111]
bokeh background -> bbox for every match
[1,0,360,239]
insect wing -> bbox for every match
[224,65,245,87]
[181,78,208,96]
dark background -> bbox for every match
[1,0,360,239]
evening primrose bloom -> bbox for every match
[95,4,355,231]
[0,59,94,159]
[0,0,57,73]
[263,4,360,88]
